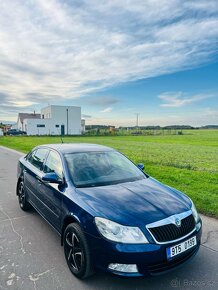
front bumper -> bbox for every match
[86,221,202,277]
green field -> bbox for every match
[0,130,217,217]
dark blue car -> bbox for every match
[17,144,202,279]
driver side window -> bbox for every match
[27,148,48,171]
[44,150,63,178]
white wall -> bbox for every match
[17,118,23,131]
[23,119,54,135]
[0,128,3,136]
[41,105,81,135]
[41,106,51,119]
[23,105,82,135]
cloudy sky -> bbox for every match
[0,0,218,126]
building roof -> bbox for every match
[18,113,41,123]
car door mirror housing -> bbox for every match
[137,163,144,170]
[42,172,63,184]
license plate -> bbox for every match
[166,236,197,259]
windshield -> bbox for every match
[65,151,146,188]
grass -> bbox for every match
[0,129,217,218]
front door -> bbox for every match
[38,150,65,231]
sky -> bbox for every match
[0,0,217,126]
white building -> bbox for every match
[0,128,3,136]
[16,112,41,131]
[19,105,83,135]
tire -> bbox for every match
[17,180,31,211]
[63,223,94,279]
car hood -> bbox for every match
[75,177,191,226]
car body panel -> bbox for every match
[75,178,191,228]
[37,180,64,231]
[85,226,202,275]
[23,161,42,209]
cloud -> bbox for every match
[0,92,38,118]
[184,0,218,12]
[2,101,38,107]
[82,114,92,118]
[0,0,217,113]
[203,108,218,118]
[100,107,113,113]
[85,96,119,107]
[87,109,218,127]
[158,92,212,107]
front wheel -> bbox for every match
[17,180,31,211]
[63,223,94,279]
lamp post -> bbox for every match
[135,113,140,131]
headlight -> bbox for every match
[95,217,148,244]
[191,201,199,223]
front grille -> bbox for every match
[148,214,195,243]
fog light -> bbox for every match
[108,263,138,273]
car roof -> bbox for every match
[34,143,114,154]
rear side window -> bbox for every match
[26,150,36,163]
[28,148,48,171]
[44,151,63,178]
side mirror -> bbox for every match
[137,163,144,171]
[42,172,63,184]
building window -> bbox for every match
[55,125,59,128]
[37,124,45,128]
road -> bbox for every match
[0,146,217,290]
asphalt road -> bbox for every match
[0,146,217,290]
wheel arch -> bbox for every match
[61,214,81,246]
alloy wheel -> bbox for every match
[65,231,84,272]
[18,182,25,208]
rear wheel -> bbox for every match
[63,223,94,279]
[17,180,31,211]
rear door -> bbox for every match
[37,150,65,231]
[24,148,49,209]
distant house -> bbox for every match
[1,123,12,133]
[17,112,41,131]
[17,105,83,136]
